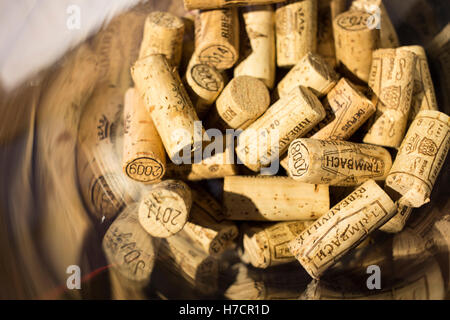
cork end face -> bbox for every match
[334,10,374,33]
[288,139,310,179]
[243,228,270,269]
[138,188,189,238]
[124,157,165,183]
[298,86,327,121]
[230,76,271,117]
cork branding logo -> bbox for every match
[380,86,401,109]
[418,137,438,156]
[320,148,385,179]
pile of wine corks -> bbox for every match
[100,0,449,292]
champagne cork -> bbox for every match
[159,231,219,295]
[102,204,159,285]
[210,76,270,130]
[275,0,318,68]
[131,54,203,161]
[184,0,285,10]
[379,204,413,234]
[184,188,239,255]
[333,10,380,83]
[236,86,326,172]
[288,179,397,279]
[138,11,185,67]
[402,46,439,122]
[243,221,313,268]
[350,0,399,49]
[234,6,276,89]
[122,88,166,184]
[194,8,239,70]
[363,48,417,148]
[288,138,392,186]
[184,56,225,118]
[138,180,192,237]
[223,176,330,221]
[385,110,450,208]
[311,78,376,140]
[277,52,339,98]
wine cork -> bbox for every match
[363,48,418,148]
[77,87,140,222]
[311,78,376,140]
[138,11,185,67]
[131,54,203,161]
[243,221,313,268]
[236,86,326,172]
[194,8,239,70]
[350,0,399,49]
[184,56,225,118]
[275,0,318,68]
[288,179,397,279]
[277,52,339,98]
[184,0,285,10]
[288,138,392,186]
[402,46,439,122]
[138,180,192,237]
[385,110,450,208]
[102,204,159,285]
[223,176,330,221]
[379,204,413,234]
[184,188,239,256]
[210,76,270,130]
[159,231,219,295]
[333,10,380,83]
[234,6,276,89]
[122,88,166,184]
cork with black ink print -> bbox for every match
[243,221,313,268]
[288,179,397,279]
[103,204,159,285]
[131,54,204,162]
[275,0,318,68]
[122,88,166,184]
[386,110,450,208]
[333,10,380,83]
[236,86,325,172]
[183,187,239,256]
[363,48,417,148]
[288,138,392,186]
[138,180,192,238]
[193,8,239,70]
[310,78,376,140]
